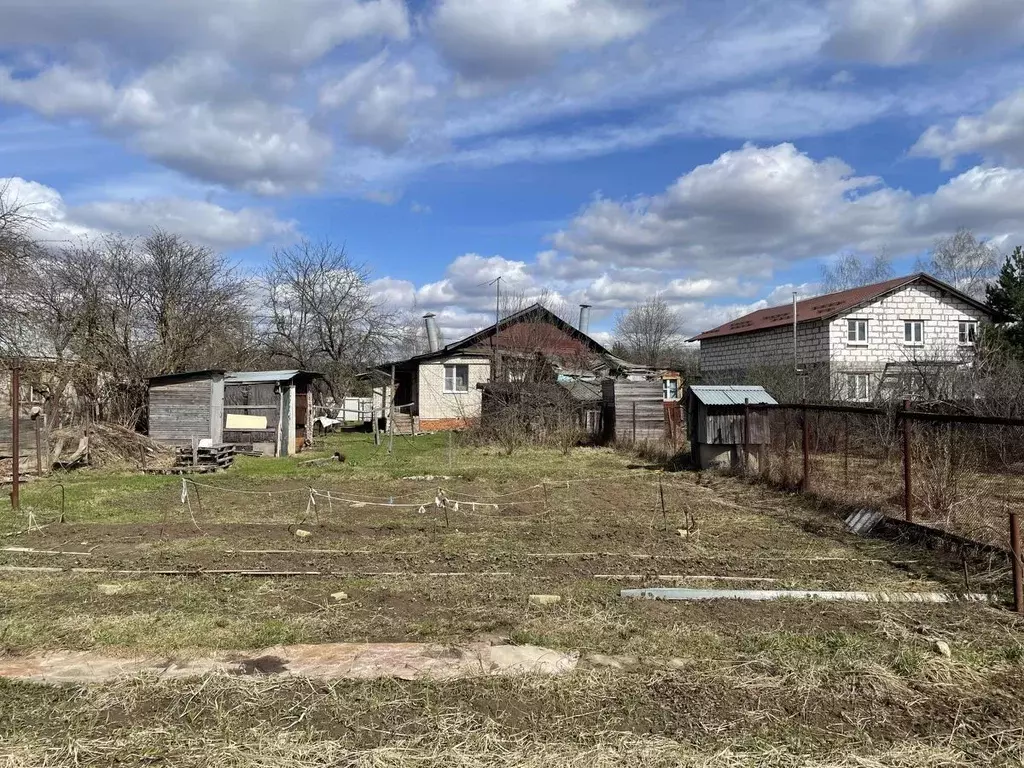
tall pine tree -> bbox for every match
[985,246,1024,357]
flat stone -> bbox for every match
[330,591,349,603]
[528,594,561,606]
[933,639,952,658]
[293,529,313,539]
[96,584,125,596]
[585,653,636,670]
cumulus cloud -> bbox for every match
[912,89,1024,169]
[320,53,437,152]
[0,0,410,70]
[0,176,294,250]
[826,0,1024,64]
[0,59,333,194]
[432,0,653,81]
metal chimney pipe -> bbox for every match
[423,313,441,353]
[578,304,592,335]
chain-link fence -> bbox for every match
[750,403,1024,608]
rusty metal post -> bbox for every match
[10,365,20,511]
[743,398,751,475]
[801,403,810,492]
[1011,512,1023,615]
[902,399,912,523]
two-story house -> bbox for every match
[690,274,996,402]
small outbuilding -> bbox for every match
[685,385,776,470]
[147,369,321,456]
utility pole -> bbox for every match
[488,275,502,382]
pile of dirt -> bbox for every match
[51,423,176,470]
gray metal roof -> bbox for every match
[558,378,603,402]
[688,385,777,406]
[224,370,320,384]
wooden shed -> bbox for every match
[602,379,665,444]
[147,369,321,456]
[685,385,776,470]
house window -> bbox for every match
[847,319,868,344]
[443,364,469,393]
[846,373,871,402]
[958,321,978,345]
[904,321,924,345]
[663,378,679,401]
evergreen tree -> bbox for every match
[985,246,1024,357]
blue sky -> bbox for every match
[2,0,1024,344]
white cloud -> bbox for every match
[0,176,294,250]
[432,0,653,81]
[911,89,1024,169]
[0,58,333,194]
[826,0,1024,64]
[0,0,410,69]
[320,53,437,152]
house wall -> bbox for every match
[827,283,987,385]
[699,320,829,373]
[148,375,214,445]
[417,355,491,431]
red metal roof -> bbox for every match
[689,273,991,342]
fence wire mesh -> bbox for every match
[755,405,1024,551]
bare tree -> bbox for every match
[263,239,401,397]
[820,250,894,292]
[916,228,1000,299]
[613,296,683,367]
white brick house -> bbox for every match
[690,274,995,401]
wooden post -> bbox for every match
[1011,512,1023,615]
[632,401,636,443]
[10,365,20,511]
[387,365,396,455]
[902,399,912,523]
[742,398,751,475]
[801,403,810,492]
[33,415,43,477]
[191,435,198,467]
[659,479,667,529]
[843,411,850,488]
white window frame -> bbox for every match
[663,378,679,401]
[903,320,924,346]
[846,373,871,402]
[443,363,469,393]
[958,320,978,345]
[847,318,868,345]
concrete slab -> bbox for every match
[0,642,579,685]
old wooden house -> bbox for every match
[685,385,776,470]
[147,369,320,456]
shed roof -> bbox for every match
[557,378,603,402]
[147,369,226,385]
[688,273,995,342]
[688,385,777,406]
[224,370,321,385]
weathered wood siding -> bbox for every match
[603,379,665,444]
[148,375,215,445]
[0,418,50,471]
[222,382,280,449]
[696,407,770,445]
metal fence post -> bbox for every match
[10,365,20,511]
[801,402,810,492]
[902,399,913,523]
[1011,512,1023,615]
[631,402,636,443]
